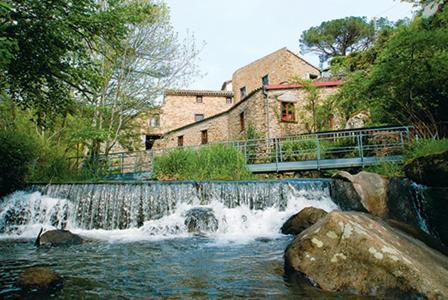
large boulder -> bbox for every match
[281,207,327,235]
[404,150,448,187]
[285,211,448,299]
[184,207,218,233]
[345,111,370,129]
[36,229,83,247]
[17,267,63,294]
[332,171,388,217]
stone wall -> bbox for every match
[232,48,320,102]
[157,111,230,149]
[266,85,341,137]
[153,84,341,150]
[157,92,233,134]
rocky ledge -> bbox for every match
[284,211,448,299]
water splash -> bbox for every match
[0,180,337,243]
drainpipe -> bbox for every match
[263,86,271,140]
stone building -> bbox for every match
[137,47,341,150]
[156,81,342,149]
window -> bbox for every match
[177,135,184,147]
[281,102,296,122]
[149,114,160,128]
[307,73,319,80]
[196,95,203,103]
[201,130,208,144]
[240,111,245,131]
[194,114,204,122]
[240,86,246,99]
[262,74,269,86]
[226,97,232,104]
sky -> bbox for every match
[164,0,416,90]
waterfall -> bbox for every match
[0,179,337,242]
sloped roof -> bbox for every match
[164,89,233,97]
[265,80,343,90]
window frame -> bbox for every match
[149,113,160,128]
[280,102,296,122]
[177,135,184,147]
[262,74,269,86]
[226,97,232,104]
[240,86,246,99]
[196,95,203,103]
[240,111,245,132]
[194,114,204,122]
[201,130,208,145]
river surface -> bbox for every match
[0,180,367,299]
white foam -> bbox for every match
[0,184,338,244]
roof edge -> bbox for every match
[265,80,343,90]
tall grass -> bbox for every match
[404,138,448,162]
[364,138,448,177]
[153,144,254,181]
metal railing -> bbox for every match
[69,125,415,175]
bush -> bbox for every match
[0,130,37,196]
[404,138,448,163]
[364,160,404,177]
[153,144,254,181]
[280,140,318,161]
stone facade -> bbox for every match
[155,82,342,149]
[232,48,320,102]
[133,47,341,152]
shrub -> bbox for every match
[153,144,254,181]
[0,130,37,196]
[404,138,448,163]
[364,160,404,177]
[280,140,318,161]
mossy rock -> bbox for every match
[404,150,448,187]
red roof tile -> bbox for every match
[265,80,343,90]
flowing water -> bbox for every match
[0,179,357,299]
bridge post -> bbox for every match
[357,133,364,167]
[275,138,279,172]
[316,134,320,170]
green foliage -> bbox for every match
[364,161,404,177]
[153,144,254,181]
[281,140,318,161]
[330,7,448,136]
[404,138,448,163]
[2,0,156,123]
[0,130,36,196]
[300,16,376,59]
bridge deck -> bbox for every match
[247,155,402,173]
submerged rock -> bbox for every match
[404,150,448,187]
[36,229,83,247]
[17,267,63,294]
[284,211,448,299]
[184,208,218,233]
[281,207,327,235]
[332,171,388,217]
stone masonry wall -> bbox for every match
[153,85,341,150]
[232,48,320,102]
[157,94,233,134]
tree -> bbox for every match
[1,0,154,124]
[300,17,375,60]
[85,3,200,156]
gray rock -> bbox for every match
[36,229,83,247]
[184,207,218,233]
[281,207,327,235]
[285,211,448,299]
